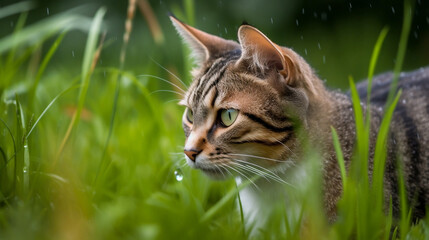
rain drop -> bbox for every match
[271,17,273,24]
[72,50,75,57]
[317,42,321,50]
[10,21,14,27]
[304,48,308,55]
[296,19,299,26]
[323,55,326,63]
[224,27,228,34]
[391,6,395,14]
[174,169,183,182]
[427,17,429,25]
[414,31,418,39]
[370,3,373,8]
[47,8,50,15]
[328,5,332,11]
[349,3,352,11]
[300,35,304,40]
[302,8,305,15]
[313,12,318,18]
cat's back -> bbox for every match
[356,67,429,218]
[355,67,429,107]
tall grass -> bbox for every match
[0,0,427,239]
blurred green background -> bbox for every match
[0,0,428,239]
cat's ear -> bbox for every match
[237,25,316,94]
[170,15,239,63]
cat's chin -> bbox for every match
[200,167,230,180]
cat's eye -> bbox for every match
[186,108,194,123]
[220,109,238,127]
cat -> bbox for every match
[169,15,429,225]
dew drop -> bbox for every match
[47,8,50,15]
[23,166,28,173]
[174,169,183,182]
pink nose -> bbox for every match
[184,149,201,162]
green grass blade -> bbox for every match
[14,94,27,198]
[366,27,389,105]
[386,0,414,107]
[0,13,91,54]
[0,1,34,19]
[372,90,401,207]
[331,127,347,190]
[56,7,106,161]
[200,175,259,223]
[26,84,80,139]
[28,32,68,106]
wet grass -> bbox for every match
[1,0,428,239]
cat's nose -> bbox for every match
[184,149,202,162]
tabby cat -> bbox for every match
[170,15,429,223]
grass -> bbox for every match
[0,0,428,239]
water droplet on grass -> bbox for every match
[174,169,183,182]
[23,167,28,173]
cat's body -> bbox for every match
[170,15,429,224]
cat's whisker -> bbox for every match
[232,162,271,182]
[224,164,260,190]
[149,57,189,89]
[271,137,298,159]
[232,160,294,187]
[139,74,186,93]
[218,164,233,177]
[151,89,185,97]
[228,153,286,163]
[214,164,227,178]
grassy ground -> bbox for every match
[0,1,428,239]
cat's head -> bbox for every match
[171,16,325,179]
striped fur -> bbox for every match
[171,16,429,222]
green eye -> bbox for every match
[186,108,194,123]
[220,109,238,127]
